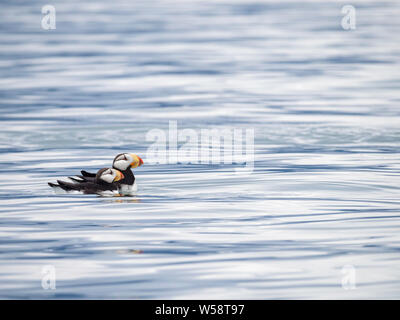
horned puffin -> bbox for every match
[48,168,124,196]
[48,153,143,196]
[80,153,144,196]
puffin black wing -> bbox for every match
[49,179,117,194]
[48,168,122,195]
[81,170,96,178]
[69,175,96,183]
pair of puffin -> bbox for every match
[48,153,143,196]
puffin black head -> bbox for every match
[112,153,144,171]
[95,168,124,184]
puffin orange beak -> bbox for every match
[130,154,144,168]
[114,170,124,182]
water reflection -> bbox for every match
[102,197,142,204]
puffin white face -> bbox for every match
[98,168,124,184]
[113,153,144,171]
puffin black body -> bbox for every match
[48,168,124,195]
[80,167,135,186]
[48,153,143,196]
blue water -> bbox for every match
[1,0,400,299]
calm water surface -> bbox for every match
[1,0,400,299]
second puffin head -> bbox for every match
[112,153,144,171]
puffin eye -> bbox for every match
[115,154,126,162]
[102,169,114,179]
